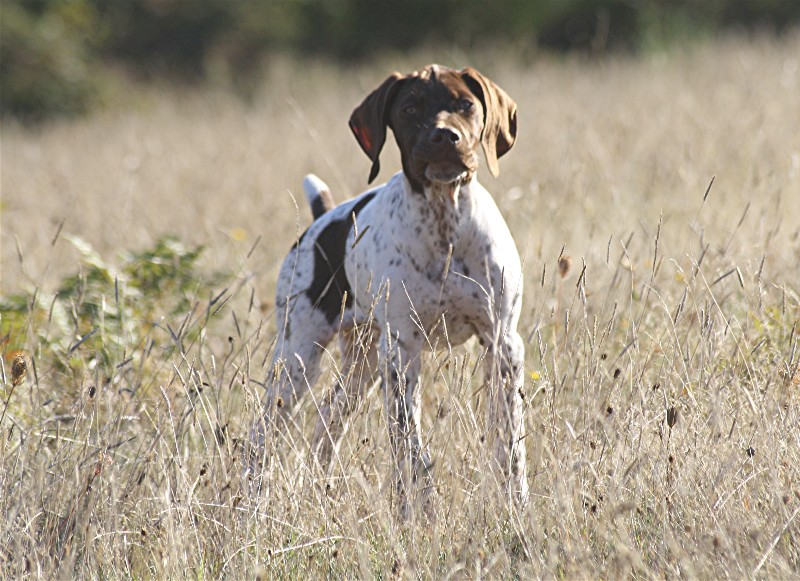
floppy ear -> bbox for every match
[349,72,405,183]
[461,67,517,177]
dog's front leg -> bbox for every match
[381,336,433,519]
[485,329,529,505]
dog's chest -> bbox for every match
[347,176,504,345]
[407,256,495,346]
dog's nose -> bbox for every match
[430,127,461,145]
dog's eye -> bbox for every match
[457,99,474,113]
[403,105,418,116]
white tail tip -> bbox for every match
[302,174,335,219]
[303,174,330,203]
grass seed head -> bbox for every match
[558,255,573,279]
[666,406,679,428]
[10,352,28,387]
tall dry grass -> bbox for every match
[1,32,799,577]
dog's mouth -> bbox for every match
[424,160,470,184]
[419,149,478,184]
[406,140,478,191]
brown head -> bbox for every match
[349,64,517,192]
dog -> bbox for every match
[248,64,528,514]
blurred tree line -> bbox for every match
[2,0,799,121]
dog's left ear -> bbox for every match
[461,67,517,177]
[349,72,405,184]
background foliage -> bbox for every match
[3,0,800,120]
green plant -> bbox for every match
[1,235,222,390]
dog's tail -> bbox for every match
[303,174,336,220]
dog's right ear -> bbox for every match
[349,72,405,184]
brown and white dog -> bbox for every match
[248,64,528,515]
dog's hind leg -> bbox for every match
[311,322,380,470]
[246,304,335,487]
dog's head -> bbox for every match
[349,64,517,192]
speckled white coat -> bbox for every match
[248,170,528,513]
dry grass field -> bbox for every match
[2,32,800,578]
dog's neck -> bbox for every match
[401,173,474,262]
[424,180,462,208]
